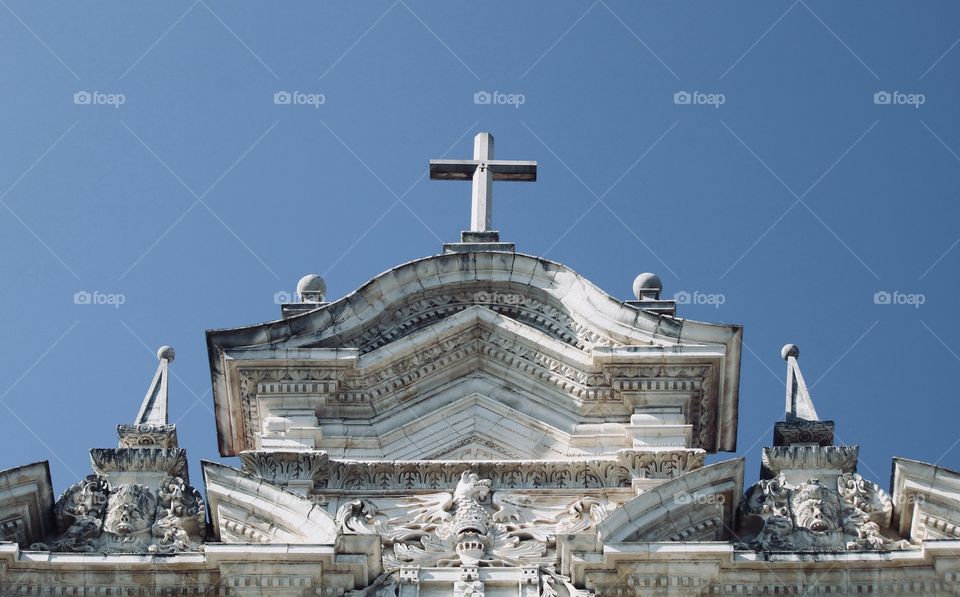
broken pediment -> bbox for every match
[207,252,742,458]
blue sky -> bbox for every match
[1,1,958,493]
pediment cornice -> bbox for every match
[207,252,742,457]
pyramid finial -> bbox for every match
[782,343,818,422]
[118,346,178,448]
[773,344,834,447]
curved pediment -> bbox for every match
[207,252,742,457]
[208,253,738,355]
[202,461,337,544]
[596,458,744,542]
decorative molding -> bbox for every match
[238,451,329,490]
[773,420,834,447]
[116,424,178,449]
[315,286,622,356]
[761,445,858,479]
[246,451,702,493]
[234,354,719,457]
[89,448,188,479]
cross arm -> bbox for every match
[430,160,537,181]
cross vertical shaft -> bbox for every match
[472,133,494,232]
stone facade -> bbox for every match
[1,135,959,595]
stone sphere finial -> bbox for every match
[632,272,662,301]
[157,346,175,362]
[781,344,799,361]
[297,274,327,303]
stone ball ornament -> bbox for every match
[297,273,327,303]
[157,346,175,362]
[781,344,799,361]
[632,272,662,300]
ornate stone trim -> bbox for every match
[313,286,621,355]
[89,448,188,479]
[238,451,329,489]
[234,450,703,493]
[761,445,858,478]
[236,357,718,455]
[116,424,178,449]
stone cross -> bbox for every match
[430,133,537,234]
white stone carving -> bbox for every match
[337,470,612,570]
[32,474,205,553]
[739,472,908,551]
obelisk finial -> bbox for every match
[117,346,178,448]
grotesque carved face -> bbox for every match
[104,484,157,536]
[791,479,841,533]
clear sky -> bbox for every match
[1,1,958,493]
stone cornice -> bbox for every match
[238,449,705,493]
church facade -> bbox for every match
[1,134,960,596]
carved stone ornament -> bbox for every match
[337,470,612,569]
[116,423,178,449]
[738,472,909,551]
[31,475,205,553]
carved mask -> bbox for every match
[791,479,841,533]
[104,484,157,536]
